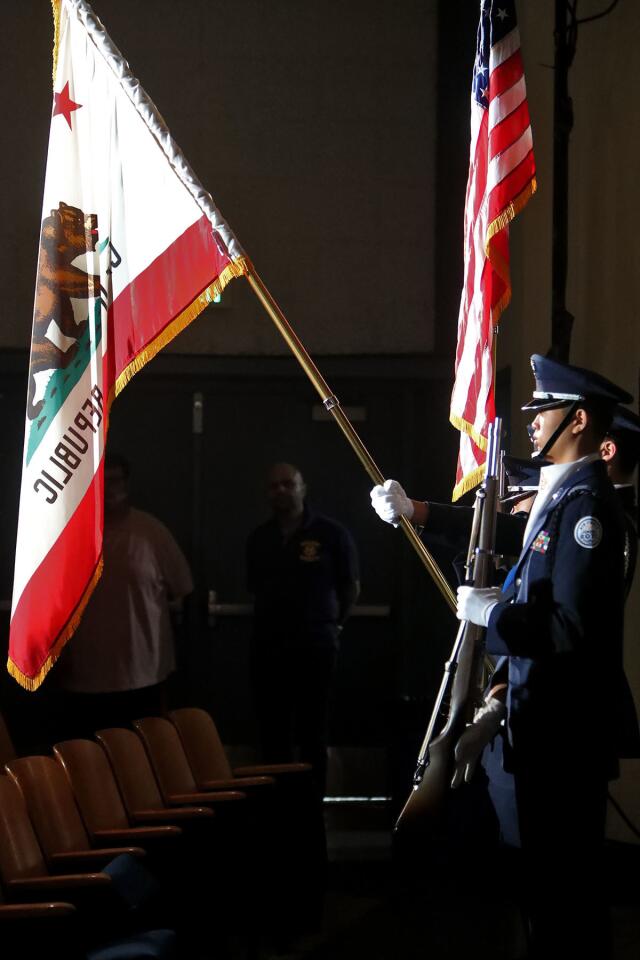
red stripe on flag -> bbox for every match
[489,101,531,159]
[110,215,229,389]
[489,50,524,100]
[488,149,536,224]
[9,463,104,680]
[461,110,489,333]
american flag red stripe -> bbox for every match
[450,0,536,500]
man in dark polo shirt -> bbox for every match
[247,462,360,797]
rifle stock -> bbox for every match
[395,620,485,833]
[394,419,502,836]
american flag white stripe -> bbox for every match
[487,128,534,191]
[490,27,520,68]
[450,1,536,500]
[489,75,527,127]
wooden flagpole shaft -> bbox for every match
[245,265,456,614]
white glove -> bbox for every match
[370,479,414,527]
[451,697,507,788]
[456,585,502,627]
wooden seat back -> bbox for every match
[95,728,165,816]
[133,717,200,802]
[53,739,131,834]
[169,708,233,787]
[0,775,50,881]
[5,756,90,860]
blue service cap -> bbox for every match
[500,454,545,506]
[608,405,640,437]
[503,454,542,492]
[521,354,633,412]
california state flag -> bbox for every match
[9,0,247,689]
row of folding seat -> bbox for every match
[0,707,322,959]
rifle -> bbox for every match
[394,417,503,834]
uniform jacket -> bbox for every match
[486,459,639,776]
[617,484,639,598]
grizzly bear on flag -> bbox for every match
[28,201,101,420]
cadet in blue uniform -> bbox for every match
[247,462,360,797]
[601,405,640,596]
[600,406,640,761]
[455,355,639,959]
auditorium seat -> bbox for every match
[96,726,260,954]
[0,771,112,909]
[53,739,183,853]
[169,706,326,932]
[94,727,235,825]
[133,715,274,804]
[5,756,145,873]
[0,769,177,956]
[0,894,175,960]
[138,713,325,941]
[54,736,221,951]
[169,706,312,788]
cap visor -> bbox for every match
[521,398,574,412]
[500,492,536,508]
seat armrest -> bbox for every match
[93,826,182,842]
[233,763,312,776]
[167,790,246,805]
[49,848,145,871]
[0,902,76,920]
[131,806,215,823]
[7,873,111,892]
[202,776,274,789]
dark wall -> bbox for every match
[1,0,442,355]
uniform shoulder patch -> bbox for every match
[573,516,603,549]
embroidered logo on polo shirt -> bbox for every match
[531,531,551,554]
[299,539,321,562]
[574,516,602,549]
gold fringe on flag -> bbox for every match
[451,461,487,502]
[113,257,249,399]
[449,411,489,453]
[449,412,489,501]
[7,554,104,692]
[485,177,537,251]
[51,0,61,86]
[491,287,512,329]
[485,179,536,330]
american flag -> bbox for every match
[450,0,536,500]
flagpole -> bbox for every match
[244,264,456,614]
[492,324,499,421]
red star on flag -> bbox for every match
[53,81,82,129]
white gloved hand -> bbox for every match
[456,586,502,627]
[451,697,507,788]
[370,479,414,527]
